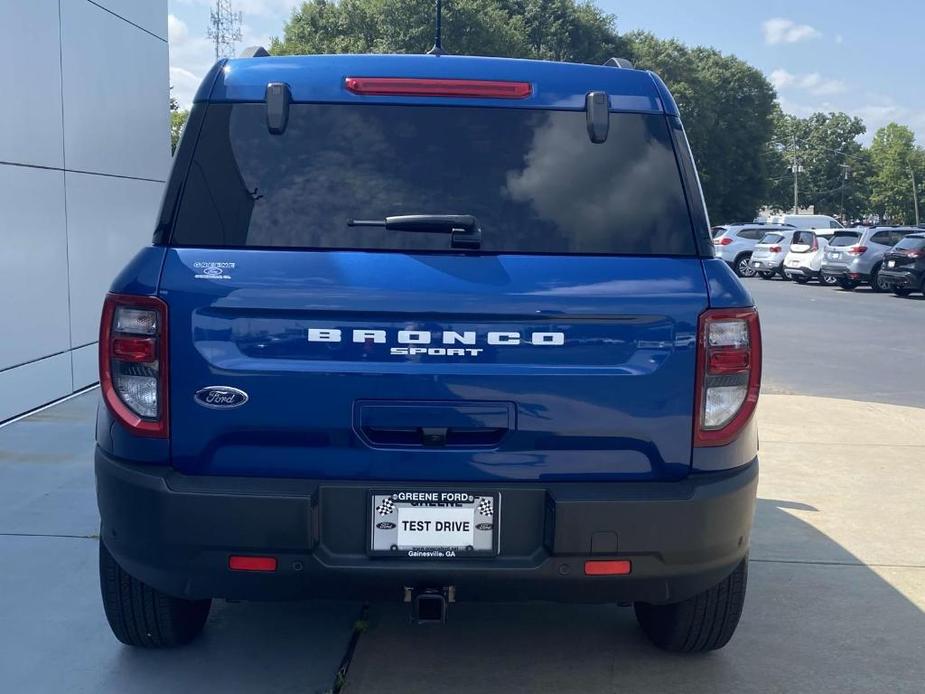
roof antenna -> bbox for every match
[427,0,444,55]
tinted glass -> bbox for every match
[760,233,784,244]
[829,232,862,247]
[895,235,925,250]
[870,231,893,246]
[171,103,696,255]
[792,231,815,246]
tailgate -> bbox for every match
[161,249,708,482]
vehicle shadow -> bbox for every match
[342,497,925,694]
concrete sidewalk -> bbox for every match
[0,392,922,693]
[344,394,925,693]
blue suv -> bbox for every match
[96,52,760,652]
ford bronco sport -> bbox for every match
[96,52,760,653]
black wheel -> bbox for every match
[634,557,748,653]
[793,276,809,284]
[778,267,790,280]
[837,278,859,290]
[893,287,912,297]
[100,541,211,648]
[758,271,774,280]
[734,255,755,278]
[820,273,838,286]
[871,267,890,293]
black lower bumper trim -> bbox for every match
[96,449,758,605]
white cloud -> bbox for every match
[167,14,188,44]
[180,0,302,16]
[771,69,847,96]
[835,34,844,45]
[763,18,821,45]
[777,94,925,145]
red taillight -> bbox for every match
[769,245,782,253]
[111,336,156,363]
[99,294,169,438]
[694,308,761,447]
[344,77,532,99]
[229,555,277,572]
[584,560,632,576]
[847,245,868,255]
[714,237,733,246]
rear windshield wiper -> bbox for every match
[348,214,481,249]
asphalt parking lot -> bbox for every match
[1,277,923,693]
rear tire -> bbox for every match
[793,276,809,284]
[758,271,774,280]
[837,278,859,290]
[820,273,838,286]
[99,541,211,648]
[734,254,755,278]
[893,288,912,297]
[634,557,748,653]
[871,267,890,293]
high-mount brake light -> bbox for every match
[100,294,169,437]
[694,308,761,447]
[344,77,532,99]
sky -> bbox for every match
[168,0,923,143]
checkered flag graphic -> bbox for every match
[376,498,395,516]
[477,498,494,517]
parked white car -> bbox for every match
[766,214,843,230]
[782,230,839,285]
[749,229,797,279]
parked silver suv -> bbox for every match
[820,227,919,291]
[749,229,796,279]
[713,224,792,277]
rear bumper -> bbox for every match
[748,258,782,272]
[96,448,758,605]
[878,269,922,288]
[783,264,816,278]
[820,264,868,281]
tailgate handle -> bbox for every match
[356,401,514,449]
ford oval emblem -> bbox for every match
[376,522,396,530]
[194,386,249,409]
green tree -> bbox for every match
[869,123,925,224]
[624,32,776,223]
[765,111,870,221]
[170,91,189,155]
[271,0,626,59]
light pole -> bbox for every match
[911,165,920,226]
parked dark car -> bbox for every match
[879,233,925,296]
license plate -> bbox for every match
[786,260,799,267]
[888,260,895,268]
[369,490,500,558]
[828,253,840,260]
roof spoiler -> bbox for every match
[603,57,634,69]
[240,45,270,58]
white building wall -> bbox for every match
[0,0,168,422]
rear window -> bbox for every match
[895,235,925,250]
[792,231,816,246]
[170,103,697,255]
[829,232,862,247]
[760,233,784,244]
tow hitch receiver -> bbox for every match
[405,586,455,624]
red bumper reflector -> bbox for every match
[344,77,532,99]
[229,555,277,572]
[584,560,632,576]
